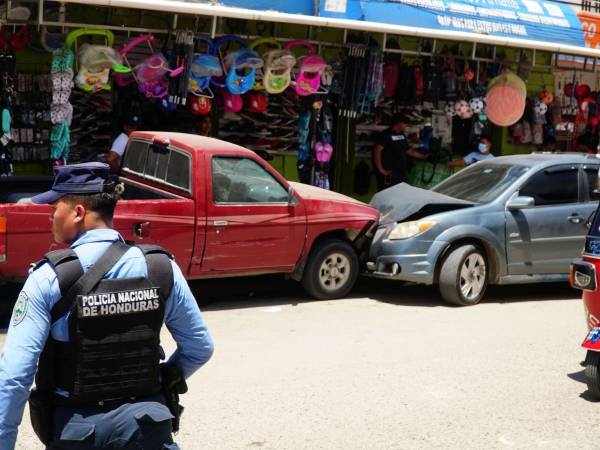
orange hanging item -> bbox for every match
[486,72,526,127]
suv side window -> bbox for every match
[519,165,579,206]
[584,165,600,202]
[212,156,288,204]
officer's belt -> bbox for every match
[53,390,163,409]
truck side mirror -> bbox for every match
[288,186,297,206]
[507,196,535,210]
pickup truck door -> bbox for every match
[505,164,590,275]
[116,140,198,272]
[202,155,307,273]
[114,198,195,271]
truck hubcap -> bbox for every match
[319,253,350,292]
[459,254,486,301]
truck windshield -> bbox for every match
[432,162,529,203]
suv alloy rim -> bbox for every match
[459,254,486,301]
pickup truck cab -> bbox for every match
[0,132,379,299]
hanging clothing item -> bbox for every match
[50,122,70,162]
[340,45,368,115]
[395,63,415,104]
[314,171,330,190]
[382,56,399,98]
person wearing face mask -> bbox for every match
[447,135,494,168]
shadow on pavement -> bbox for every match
[569,369,600,403]
[192,275,581,311]
[567,370,587,384]
[0,274,582,316]
[356,278,579,308]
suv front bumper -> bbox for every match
[364,230,447,285]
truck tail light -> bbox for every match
[571,260,596,291]
[0,216,6,262]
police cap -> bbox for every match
[31,162,111,205]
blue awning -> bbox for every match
[320,0,585,48]
[219,0,314,16]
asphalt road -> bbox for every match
[2,277,598,450]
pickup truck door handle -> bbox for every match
[134,221,151,238]
[568,214,583,224]
[213,220,228,226]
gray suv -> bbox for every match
[365,153,600,305]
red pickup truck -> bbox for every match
[0,132,378,299]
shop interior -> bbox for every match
[1,1,599,201]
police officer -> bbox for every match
[373,112,428,191]
[0,162,214,449]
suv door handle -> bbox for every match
[213,220,228,226]
[568,214,583,224]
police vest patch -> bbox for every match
[12,292,29,326]
[76,287,161,318]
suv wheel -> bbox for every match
[301,240,359,300]
[439,244,488,306]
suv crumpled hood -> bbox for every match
[370,183,474,225]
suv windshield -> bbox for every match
[432,162,529,203]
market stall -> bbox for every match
[1,0,600,201]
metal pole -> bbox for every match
[211,15,217,38]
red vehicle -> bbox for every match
[0,132,378,299]
[571,206,600,397]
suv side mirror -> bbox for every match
[507,196,535,210]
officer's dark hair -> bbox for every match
[63,182,124,222]
[480,134,492,144]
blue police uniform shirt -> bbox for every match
[0,228,214,449]
[463,151,495,165]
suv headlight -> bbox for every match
[388,220,437,240]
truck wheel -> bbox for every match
[301,240,359,300]
[585,350,600,398]
[439,244,487,306]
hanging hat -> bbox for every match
[189,95,212,115]
[249,93,268,113]
[223,91,242,113]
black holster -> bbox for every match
[28,389,54,446]
[160,363,187,434]
[29,338,56,445]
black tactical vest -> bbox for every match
[35,242,174,405]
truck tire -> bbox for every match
[439,244,488,306]
[301,240,359,300]
[585,350,600,399]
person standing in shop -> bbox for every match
[195,116,213,137]
[373,113,428,191]
[447,135,495,168]
[106,113,141,174]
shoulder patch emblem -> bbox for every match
[12,292,29,326]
